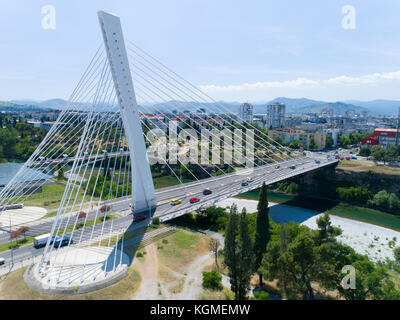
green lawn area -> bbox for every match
[235,190,400,232]
[153,175,193,189]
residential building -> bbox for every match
[266,102,286,129]
[238,103,254,123]
[268,129,327,150]
[361,128,400,149]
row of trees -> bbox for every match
[222,183,400,299]
[223,183,271,299]
[370,145,400,164]
[339,132,372,148]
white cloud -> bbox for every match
[200,69,400,92]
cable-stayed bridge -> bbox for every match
[0,11,337,291]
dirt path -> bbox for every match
[131,244,160,300]
[174,253,213,300]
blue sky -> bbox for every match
[1,0,400,102]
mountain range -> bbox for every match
[2,97,400,116]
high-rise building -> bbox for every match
[238,103,254,123]
[267,102,286,129]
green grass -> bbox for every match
[153,175,193,189]
[236,190,400,232]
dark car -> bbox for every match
[53,237,73,248]
[203,189,212,195]
[133,214,147,222]
[190,197,200,204]
[290,165,296,169]
[241,182,249,187]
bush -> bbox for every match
[368,190,400,213]
[136,251,144,258]
[337,186,373,204]
[285,182,299,194]
[202,270,222,291]
[253,290,270,300]
[394,247,400,264]
[162,239,168,244]
[152,217,160,226]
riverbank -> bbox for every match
[235,191,400,232]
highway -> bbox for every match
[0,155,337,266]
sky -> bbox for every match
[1,0,400,102]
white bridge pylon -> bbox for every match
[98,11,156,214]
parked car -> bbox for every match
[241,182,249,187]
[203,189,212,195]
[170,199,182,205]
[335,155,340,159]
[190,197,200,204]
[345,156,351,160]
[314,159,321,164]
[0,257,5,265]
[352,156,357,160]
[275,165,280,169]
[133,214,146,222]
[290,165,296,169]
[246,177,254,183]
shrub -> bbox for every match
[202,270,222,291]
[100,204,111,213]
[152,217,160,226]
[394,247,400,264]
[136,251,144,258]
[162,239,168,244]
[253,290,270,300]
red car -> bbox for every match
[190,197,200,204]
[133,214,146,222]
[345,156,351,160]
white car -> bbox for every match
[0,257,5,265]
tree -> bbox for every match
[315,213,342,245]
[358,147,371,157]
[152,217,160,226]
[19,226,30,239]
[57,168,65,180]
[371,145,386,164]
[237,208,255,300]
[77,211,87,223]
[254,182,270,287]
[10,229,22,246]
[339,134,351,147]
[289,140,302,150]
[326,135,334,148]
[385,145,399,162]
[224,204,240,299]
[394,247,400,264]
[209,238,220,270]
[309,137,318,150]
[202,270,222,290]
